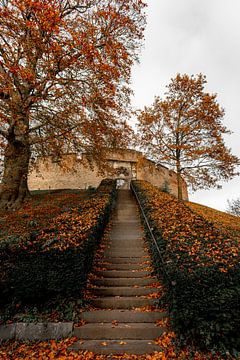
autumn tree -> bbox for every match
[137,74,239,200]
[0,0,146,209]
[226,198,240,217]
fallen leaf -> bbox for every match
[101,341,108,346]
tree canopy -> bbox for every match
[227,198,240,217]
[0,0,146,209]
[137,73,239,200]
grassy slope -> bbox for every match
[1,188,239,358]
[186,201,240,237]
[0,190,90,241]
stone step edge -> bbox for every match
[79,310,168,323]
[68,339,164,355]
[0,322,73,341]
[73,323,167,340]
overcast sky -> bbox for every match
[130,0,240,212]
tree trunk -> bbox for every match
[176,161,183,201]
[0,132,30,210]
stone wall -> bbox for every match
[28,149,188,200]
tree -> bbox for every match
[137,74,239,200]
[0,0,146,209]
[226,198,240,217]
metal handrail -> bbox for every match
[130,181,172,285]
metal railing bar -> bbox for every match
[130,181,172,285]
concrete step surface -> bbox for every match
[93,277,157,287]
[72,190,165,356]
[80,310,167,323]
[109,231,143,238]
[74,322,165,340]
[99,257,146,264]
[94,270,151,278]
[90,286,157,297]
[103,248,146,254]
[107,241,145,247]
[69,339,162,355]
[91,297,156,309]
[94,262,147,270]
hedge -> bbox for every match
[0,179,116,311]
[132,180,240,351]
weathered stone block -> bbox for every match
[0,324,16,340]
[15,322,73,340]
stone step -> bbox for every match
[107,240,145,247]
[108,232,143,237]
[95,270,151,278]
[100,257,145,264]
[111,220,140,225]
[93,277,157,287]
[73,323,165,340]
[73,190,165,356]
[114,207,138,211]
[91,297,156,309]
[94,263,148,270]
[102,249,146,255]
[90,286,158,297]
[103,250,146,257]
[110,226,142,231]
[113,214,139,218]
[110,231,143,238]
[113,218,138,222]
[113,219,142,225]
[69,339,162,355]
[106,247,145,253]
[109,228,143,233]
[80,309,167,323]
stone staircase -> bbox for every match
[71,190,167,355]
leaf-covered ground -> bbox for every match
[0,190,90,242]
[186,201,240,237]
[0,334,236,359]
[0,186,114,323]
[138,182,239,272]
[132,181,240,354]
[0,185,239,358]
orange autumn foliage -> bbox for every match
[0,0,146,209]
[0,335,236,359]
[186,201,240,237]
[136,181,239,272]
[137,74,239,200]
[0,191,87,242]
[132,180,240,350]
[37,195,112,251]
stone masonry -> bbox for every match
[28,149,188,200]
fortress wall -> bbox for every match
[28,155,104,190]
[136,159,188,200]
[28,150,188,200]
